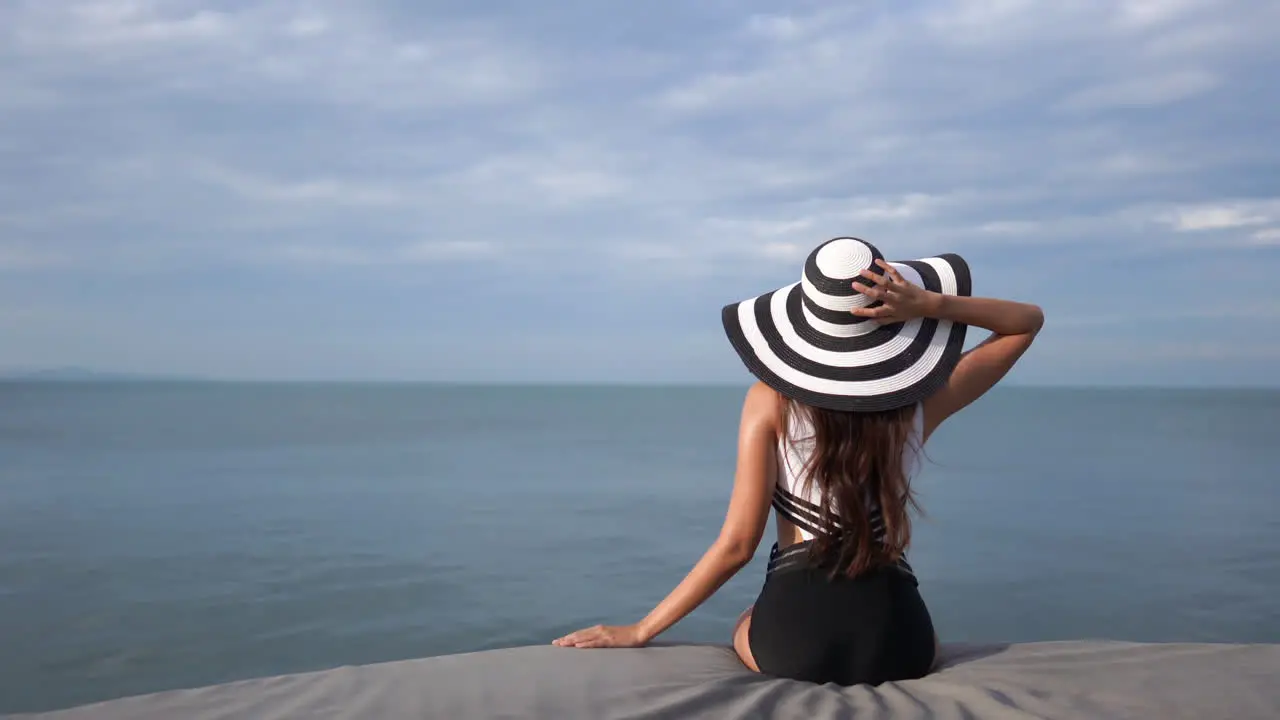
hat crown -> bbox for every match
[810,237,878,280]
[802,237,884,308]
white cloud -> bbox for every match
[920,0,1060,44]
[59,2,229,46]
[755,242,805,261]
[1095,151,1181,176]
[706,195,949,235]
[1056,69,1219,112]
[976,221,1043,236]
[608,243,691,262]
[192,163,409,207]
[1250,228,1280,245]
[401,240,496,261]
[2,1,544,109]
[1055,304,1280,329]
[1115,0,1205,29]
[1161,201,1278,232]
[451,151,632,209]
[1045,337,1280,367]
[5,1,230,53]
[1140,22,1243,57]
[284,15,329,38]
[847,194,945,223]
[701,217,817,240]
[269,239,497,266]
[528,169,629,207]
[744,14,803,41]
[271,244,376,266]
[657,73,748,113]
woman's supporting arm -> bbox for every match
[553,382,779,649]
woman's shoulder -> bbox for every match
[745,380,781,404]
[745,380,785,408]
[742,381,785,429]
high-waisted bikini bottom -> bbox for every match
[747,541,936,686]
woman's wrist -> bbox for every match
[634,618,660,643]
[922,291,947,318]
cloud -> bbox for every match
[29,2,231,48]
[192,162,409,207]
[1056,340,1280,365]
[1251,228,1280,245]
[2,1,544,109]
[1054,304,1280,329]
[284,15,329,38]
[0,242,63,270]
[0,0,1277,382]
[266,240,497,266]
[975,221,1044,236]
[1055,70,1219,112]
[1161,201,1278,232]
[743,14,805,41]
[6,0,1275,265]
[401,240,496,262]
[452,151,633,209]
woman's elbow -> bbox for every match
[716,536,757,567]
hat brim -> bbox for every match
[722,253,972,412]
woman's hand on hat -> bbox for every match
[852,259,940,325]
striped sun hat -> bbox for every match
[721,236,972,412]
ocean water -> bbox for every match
[1,382,1278,714]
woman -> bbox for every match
[553,237,1044,685]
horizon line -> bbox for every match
[1,374,1276,392]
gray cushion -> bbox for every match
[17,641,1280,719]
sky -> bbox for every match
[1,0,1278,386]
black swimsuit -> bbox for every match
[747,540,936,686]
[747,404,936,685]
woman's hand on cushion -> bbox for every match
[552,623,648,649]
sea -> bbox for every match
[1,382,1278,714]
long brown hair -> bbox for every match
[779,397,923,578]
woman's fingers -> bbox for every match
[555,627,595,646]
[556,625,616,648]
[851,266,910,325]
[856,268,890,287]
[565,633,606,648]
[852,305,906,325]
[554,624,648,649]
[850,304,892,319]
[875,259,906,285]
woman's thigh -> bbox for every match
[732,606,761,673]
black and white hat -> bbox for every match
[721,237,972,412]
